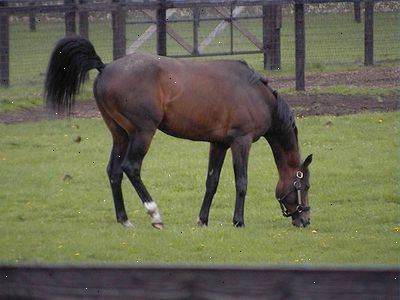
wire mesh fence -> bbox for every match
[0,1,399,97]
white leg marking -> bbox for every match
[122,220,134,228]
[144,201,163,225]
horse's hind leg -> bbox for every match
[105,118,133,228]
[231,135,252,227]
[108,142,133,228]
[121,131,163,229]
[198,143,227,227]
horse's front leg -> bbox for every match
[231,135,252,227]
[198,143,227,227]
[121,131,164,230]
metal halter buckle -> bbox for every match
[296,205,304,213]
[296,171,304,179]
[293,180,302,190]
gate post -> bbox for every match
[112,0,126,60]
[263,4,281,70]
[156,0,167,56]
[64,0,76,36]
[0,0,9,87]
[79,0,89,39]
[364,0,374,66]
[294,1,305,91]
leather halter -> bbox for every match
[277,171,310,218]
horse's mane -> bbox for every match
[271,94,298,151]
[238,60,297,143]
[238,60,269,86]
[275,93,297,134]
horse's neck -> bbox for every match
[267,130,301,181]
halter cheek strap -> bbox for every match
[278,171,310,218]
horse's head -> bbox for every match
[276,154,313,227]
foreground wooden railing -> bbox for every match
[0,264,399,298]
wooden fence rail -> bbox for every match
[0,0,384,89]
[0,264,398,299]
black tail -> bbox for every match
[44,36,105,114]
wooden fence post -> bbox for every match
[29,1,36,31]
[354,1,361,23]
[294,1,305,91]
[157,0,167,56]
[364,0,374,66]
[64,0,76,36]
[193,7,200,55]
[79,0,89,39]
[112,0,126,60]
[263,4,281,70]
[0,0,9,87]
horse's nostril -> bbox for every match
[301,218,310,227]
[292,219,301,227]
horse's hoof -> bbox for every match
[197,222,208,228]
[197,218,208,227]
[233,221,245,228]
[152,222,164,230]
[121,220,135,229]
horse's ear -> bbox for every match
[303,154,313,168]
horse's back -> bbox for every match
[95,54,275,142]
[157,58,274,142]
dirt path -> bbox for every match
[270,67,399,89]
[0,68,398,124]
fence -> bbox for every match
[1,264,399,298]
[0,0,398,91]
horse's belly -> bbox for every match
[158,109,267,144]
[158,114,228,142]
[158,88,270,143]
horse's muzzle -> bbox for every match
[292,214,310,227]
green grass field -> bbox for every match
[1,11,399,112]
[1,8,399,266]
[0,112,398,265]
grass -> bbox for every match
[0,112,399,265]
[0,11,399,112]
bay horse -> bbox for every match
[45,37,313,229]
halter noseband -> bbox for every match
[278,170,310,218]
